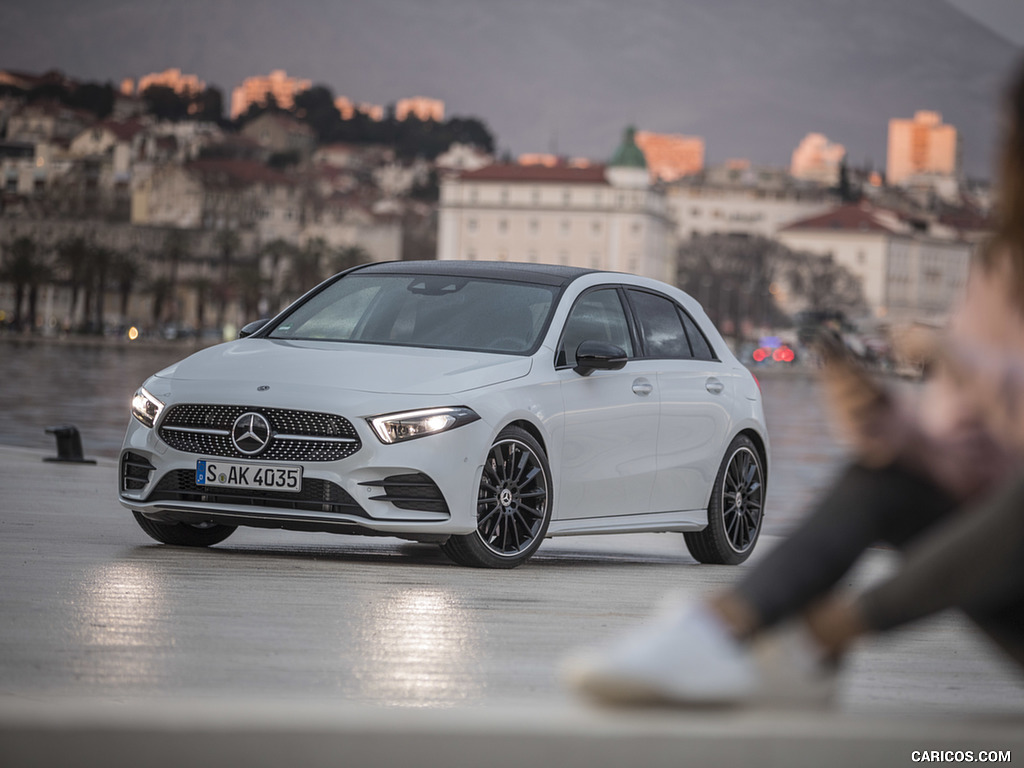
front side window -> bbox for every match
[628,290,691,359]
[269,273,558,355]
[556,288,634,367]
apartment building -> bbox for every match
[887,111,959,186]
[776,202,973,323]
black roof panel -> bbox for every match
[354,260,597,287]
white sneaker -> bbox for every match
[563,600,839,708]
[748,622,839,707]
[562,600,758,706]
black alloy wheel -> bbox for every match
[684,434,764,565]
[440,426,552,568]
[132,511,237,547]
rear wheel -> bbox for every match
[441,426,552,568]
[684,435,764,565]
[133,511,236,547]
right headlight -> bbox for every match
[367,406,480,444]
[131,386,165,428]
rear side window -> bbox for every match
[627,289,717,362]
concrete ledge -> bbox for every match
[3,699,1022,768]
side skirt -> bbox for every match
[546,509,707,537]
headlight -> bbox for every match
[368,406,480,444]
[131,387,165,428]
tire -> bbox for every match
[684,434,764,565]
[441,426,552,568]
[133,511,236,547]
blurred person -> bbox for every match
[563,61,1024,706]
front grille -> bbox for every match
[148,470,368,517]
[121,451,155,491]
[360,473,449,513]
[158,404,361,462]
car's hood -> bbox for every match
[154,339,533,396]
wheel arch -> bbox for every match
[503,418,549,459]
[737,427,769,490]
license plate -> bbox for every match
[196,460,302,493]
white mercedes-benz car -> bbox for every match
[119,261,769,568]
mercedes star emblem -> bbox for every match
[231,412,272,455]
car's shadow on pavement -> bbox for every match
[124,539,700,569]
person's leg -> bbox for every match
[727,462,959,635]
[562,462,960,705]
[800,472,1024,666]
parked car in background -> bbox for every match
[119,261,769,568]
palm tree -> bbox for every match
[87,245,113,334]
[233,262,265,325]
[54,237,91,330]
[285,237,330,301]
[0,236,51,332]
[190,276,214,331]
[147,277,174,330]
[259,238,298,313]
[334,245,371,273]
[159,230,188,325]
[110,250,144,329]
[214,229,241,331]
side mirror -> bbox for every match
[573,341,628,376]
[238,319,269,338]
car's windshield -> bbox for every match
[268,273,560,354]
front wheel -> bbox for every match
[133,511,237,547]
[440,426,552,568]
[684,435,764,565]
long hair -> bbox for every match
[980,58,1024,298]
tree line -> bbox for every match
[3,76,495,161]
[0,231,369,337]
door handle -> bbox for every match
[632,377,653,396]
[705,377,724,395]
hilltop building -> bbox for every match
[132,69,206,97]
[230,70,312,119]
[333,96,385,121]
[437,127,675,282]
[634,130,705,181]
[790,132,846,185]
[395,97,445,122]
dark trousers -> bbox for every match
[734,463,1024,667]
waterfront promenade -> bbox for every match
[0,443,1022,767]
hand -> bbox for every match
[813,332,907,467]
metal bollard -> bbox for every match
[43,425,97,464]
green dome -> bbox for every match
[608,126,647,169]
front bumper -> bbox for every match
[118,414,491,537]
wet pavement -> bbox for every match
[2,342,1023,766]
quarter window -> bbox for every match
[680,310,715,361]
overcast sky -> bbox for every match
[2,0,1022,174]
[947,0,1024,46]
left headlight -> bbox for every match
[368,406,480,444]
[131,386,165,428]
